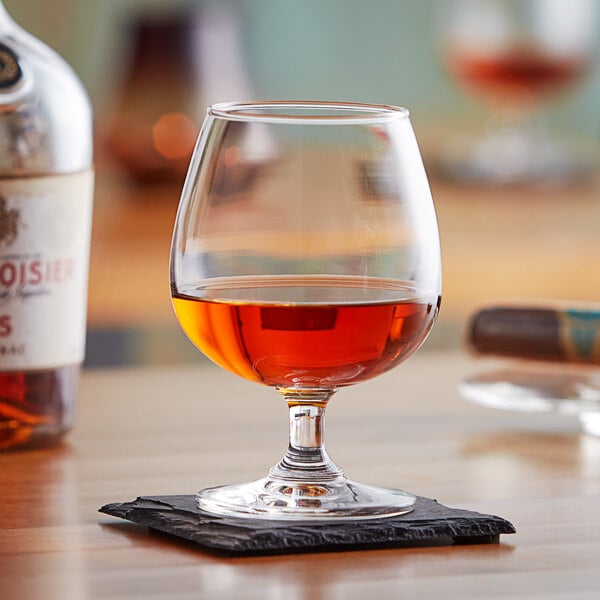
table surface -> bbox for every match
[1,351,599,599]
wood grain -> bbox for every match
[1,351,599,598]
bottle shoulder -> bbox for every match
[0,24,92,175]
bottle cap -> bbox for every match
[0,42,23,91]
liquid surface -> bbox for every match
[172,276,440,388]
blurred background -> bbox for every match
[5,0,600,367]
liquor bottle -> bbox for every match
[0,2,93,449]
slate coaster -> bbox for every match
[99,495,515,556]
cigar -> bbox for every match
[468,305,600,365]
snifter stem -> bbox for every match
[196,385,417,519]
[269,388,343,482]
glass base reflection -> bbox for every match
[197,476,416,521]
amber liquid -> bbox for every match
[448,49,587,100]
[0,366,78,450]
[172,276,440,388]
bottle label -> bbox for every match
[0,171,94,370]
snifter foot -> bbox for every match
[196,477,416,520]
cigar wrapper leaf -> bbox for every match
[468,306,600,365]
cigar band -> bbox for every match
[559,309,600,363]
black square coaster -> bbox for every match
[99,495,515,556]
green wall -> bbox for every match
[4,0,600,135]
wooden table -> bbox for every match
[1,350,599,598]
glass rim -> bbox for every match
[207,101,410,124]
